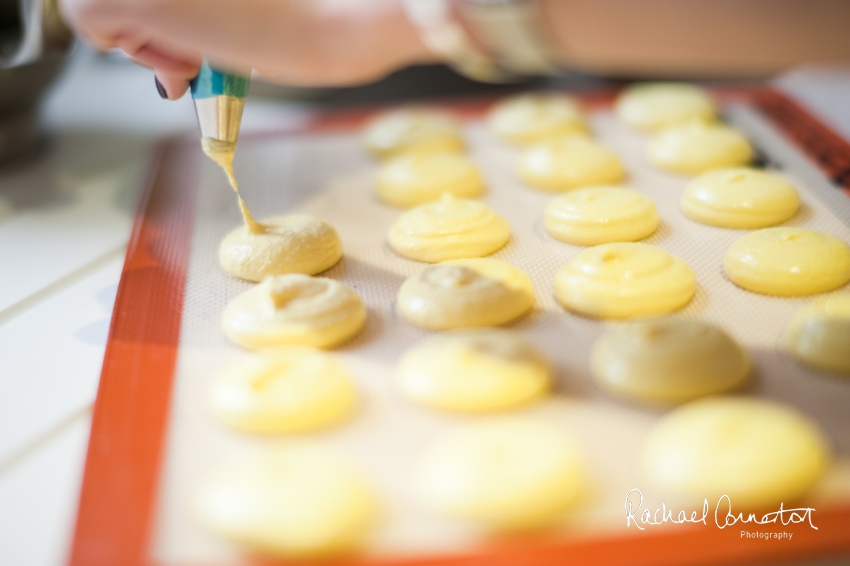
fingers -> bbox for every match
[154,70,192,100]
[116,33,200,100]
[59,0,425,92]
[59,0,200,100]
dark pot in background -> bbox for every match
[0,0,72,165]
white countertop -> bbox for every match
[0,49,848,566]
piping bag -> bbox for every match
[190,61,261,230]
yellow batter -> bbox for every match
[210,346,357,434]
[681,168,800,228]
[724,227,850,296]
[203,138,263,233]
[396,329,550,412]
[222,274,366,349]
[363,107,464,159]
[648,121,753,175]
[196,444,378,557]
[641,397,830,509]
[387,194,511,263]
[544,186,659,246]
[785,295,850,374]
[205,140,345,282]
[219,214,343,282]
[488,92,586,145]
[591,318,749,404]
[376,151,484,208]
[616,83,716,131]
[397,258,534,330]
[518,137,626,191]
[555,243,696,319]
[416,418,585,530]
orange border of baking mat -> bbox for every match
[69,86,850,566]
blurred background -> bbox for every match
[1,1,850,564]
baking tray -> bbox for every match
[70,86,850,566]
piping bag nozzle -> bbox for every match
[190,61,250,150]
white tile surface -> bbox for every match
[0,160,140,315]
[0,256,123,465]
[0,411,91,566]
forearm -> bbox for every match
[541,0,850,77]
[61,0,850,100]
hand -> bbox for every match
[58,0,435,99]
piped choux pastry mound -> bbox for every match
[544,186,659,246]
[555,243,696,319]
[616,82,716,131]
[648,122,753,175]
[488,92,586,145]
[416,418,585,530]
[681,168,799,228]
[591,318,749,404]
[397,329,550,412]
[196,445,378,558]
[387,194,510,263]
[210,346,357,434]
[785,295,850,374]
[518,137,625,192]
[376,152,484,208]
[724,227,850,296]
[397,258,534,329]
[222,274,366,349]
[219,214,343,282]
[363,107,464,159]
[641,397,830,509]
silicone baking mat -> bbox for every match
[71,87,850,566]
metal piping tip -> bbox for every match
[190,62,250,147]
[193,95,246,145]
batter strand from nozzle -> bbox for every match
[191,62,262,233]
